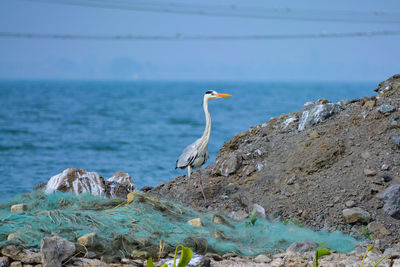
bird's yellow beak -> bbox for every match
[217,93,232,98]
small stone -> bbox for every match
[381,174,393,183]
[212,215,234,228]
[270,257,284,266]
[130,250,148,259]
[10,204,27,214]
[77,233,97,247]
[364,100,376,108]
[10,262,22,267]
[254,254,271,263]
[379,104,395,114]
[381,164,390,171]
[345,200,356,208]
[309,130,320,139]
[317,98,329,104]
[140,186,153,192]
[1,245,21,260]
[368,221,390,239]
[392,135,400,147]
[286,175,297,185]
[286,241,318,254]
[361,151,371,159]
[205,253,223,261]
[364,168,377,177]
[251,204,266,218]
[7,233,15,241]
[188,218,202,227]
[342,207,371,224]
[0,256,10,267]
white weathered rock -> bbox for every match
[298,102,342,131]
[106,172,136,198]
[251,204,266,219]
[45,168,106,196]
[162,253,210,267]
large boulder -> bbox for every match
[105,172,136,198]
[41,235,75,267]
[45,168,135,198]
[377,184,400,219]
[45,168,106,196]
[298,102,342,131]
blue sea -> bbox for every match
[0,80,376,201]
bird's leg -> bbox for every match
[198,168,208,205]
[186,166,191,201]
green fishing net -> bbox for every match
[0,191,359,259]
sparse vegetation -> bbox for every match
[147,244,193,267]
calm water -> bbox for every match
[0,80,375,201]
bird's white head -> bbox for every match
[204,90,232,102]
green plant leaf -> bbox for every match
[317,242,327,250]
[316,248,331,258]
[177,246,193,267]
[147,257,156,267]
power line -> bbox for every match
[1,31,399,41]
[20,0,400,24]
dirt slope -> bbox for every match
[150,75,400,248]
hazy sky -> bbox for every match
[0,0,399,81]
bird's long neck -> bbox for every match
[201,98,211,141]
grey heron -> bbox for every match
[176,90,232,204]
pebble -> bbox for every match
[363,168,376,176]
[381,164,389,171]
[342,207,371,223]
[10,204,27,214]
[381,173,392,183]
[254,254,271,263]
[77,233,97,247]
[364,100,376,108]
[391,135,400,147]
[309,130,320,139]
[378,104,395,114]
[188,218,202,227]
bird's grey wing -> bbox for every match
[176,142,198,169]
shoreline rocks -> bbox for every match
[44,168,135,198]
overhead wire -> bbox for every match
[19,0,400,24]
[1,31,399,41]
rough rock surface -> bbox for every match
[44,168,135,198]
[40,235,75,267]
[149,74,400,248]
[105,172,136,198]
[377,184,400,219]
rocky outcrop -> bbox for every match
[44,168,135,198]
[149,74,400,248]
